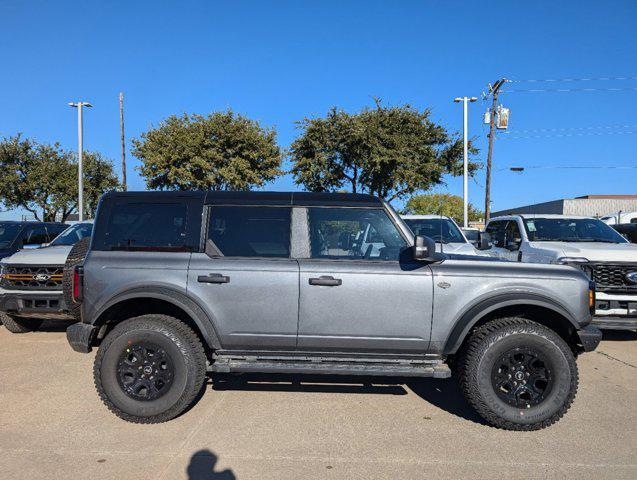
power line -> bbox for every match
[501,86,637,94]
[509,76,637,83]
[500,165,637,171]
[503,124,637,134]
[499,130,636,140]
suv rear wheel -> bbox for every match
[93,314,207,424]
[1,312,43,334]
[458,317,578,431]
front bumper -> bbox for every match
[0,289,73,320]
[576,325,603,352]
[66,322,98,353]
[592,292,637,330]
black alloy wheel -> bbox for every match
[491,346,553,409]
[116,342,174,401]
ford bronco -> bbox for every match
[66,191,601,430]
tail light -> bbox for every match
[73,266,84,303]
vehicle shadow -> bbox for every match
[601,330,637,341]
[186,449,235,480]
[35,319,72,333]
[210,373,487,425]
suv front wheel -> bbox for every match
[458,317,578,431]
[93,314,207,424]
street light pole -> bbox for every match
[454,96,477,228]
[68,101,92,221]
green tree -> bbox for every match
[132,110,282,191]
[0,135,119,221]
[289,100,479,201]
[404,193,483,224]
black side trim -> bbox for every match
[443,292,580,354]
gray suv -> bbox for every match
[66,191,601,430]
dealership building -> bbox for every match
[492,195,637,218]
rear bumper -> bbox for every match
[0,289,73,320]
[576,325,602,352]
[66,322,98,353]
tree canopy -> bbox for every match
[289,100,479,201]
[404,193,483,224]
[132,110,282,191]
[0,135,119,221]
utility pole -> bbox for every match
[119,92,127,191]
[454,96,477,228]
[484,78,507,221]
[68,101,93,221]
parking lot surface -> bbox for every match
[0,322,635,480]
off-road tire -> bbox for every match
[458,317,578,431]
[1,312,43,333]
[62,237,91,320]
[93,314,207,424]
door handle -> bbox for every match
[198,273,230,284]
[309,276,342,287]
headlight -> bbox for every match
[556,257,590,265]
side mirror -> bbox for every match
[477,232,491,250]
[413,235,437,261]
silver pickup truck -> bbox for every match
[66,191,600,430]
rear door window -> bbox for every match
[207,206,291,258]
[103,202,188,251]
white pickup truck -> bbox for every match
[482,214,637,330]
[0,221,92,333]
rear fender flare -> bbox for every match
[93,286,221,350]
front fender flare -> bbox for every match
[443,292,579,354]
[93,286,221,350]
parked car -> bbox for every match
[66,191,600,430]
[0,221,67,261]
[601,211,637,225]
[461,227,481,246]
[612,223,637,243]
[482,214,637,330]
[401,215,488,256]
[0,221,93,333]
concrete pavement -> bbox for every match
[0,322,635,480]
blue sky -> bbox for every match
[1,0,636,219]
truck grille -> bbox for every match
[584,264,637,292]
[0,265,64,290]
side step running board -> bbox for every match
[210,355,451,379]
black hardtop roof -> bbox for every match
[0,220,65,225]
[104,190,382,207]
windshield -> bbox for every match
[403,218,466,244]
[0,223,22,249]
[49,223,93,246]
[523,218,627,243]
